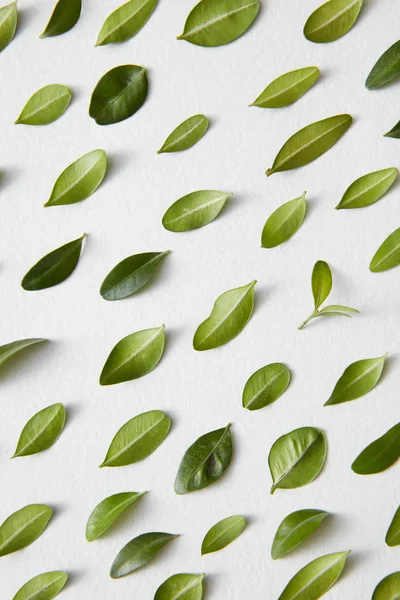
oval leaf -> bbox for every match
[177,0,260,47]
[385,120,400,139]
[373,572,400,600]
[96,0,157,46]
[0,338,47,371]
[40,0,81,38]
[336,168,398,209]
[271,509,330,560]
[12,571,68,600]
[193,280,256,351]
[162,190,231,232]
[366,40,400,90]
[110,532,178,579]
[352,423,400,475]
[86,491,146,541]
[15,84,71,126]
[0,504,52,557]
[89,65,148,126]
[12,403,66,458]
[201,515,246,555]
[100,410,171,467]
[175,424,232,494]
[0,2,17,52]
[242,363,291,411]
[370,228,400,272]
[312,261,332,309]
[266,114,352,176]
[268,426,327,494]
[45,149,107,207]
[158,114,209,154]
[304,0,363,43]
[386,506,400,547]
[325,353,387,406]
[155,573,205,600]
[261,192,306,248]
[251,67,320,108]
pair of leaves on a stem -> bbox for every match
[373,573,400,600]
[352,422,400,475]
[12,403,66,458]
[12,571,68,600]
[304,0,363,44]
[0,504,52,557]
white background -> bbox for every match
[1,0,399,598]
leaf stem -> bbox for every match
[298,311,317,330]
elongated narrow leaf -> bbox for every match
[110,532,178,579]
[21,234,85,290]
[100,325,165,386]
[266,115,352,176]
[386,506,400,547]
[278,551,350,600]
[325,354,387,406]
[15,84,72,126]
[385,120,400,139]
[86,491,146,541]
[89,65,148,126]
[373,572,400,599]
[242,363,291,411]
[45,150,107,207]
[162,190,231,232]
[193,280,256,351]
[100,251,169,301]
[312,261,332,309]
[155,573,205,600]
[336,168,398,209]
[158,115,209,153]
[251,67,320,108]
[304,0,363,43]
[40,0,81,38]
[269,427,327,494]
[96,0,157,46]
[0,338,47,371]
[177,0,260,47]
[366,40,400,90]
[175,424,232,494]
[0,2,17,52]
[261,192,306,248]
[370,228,400,272]
[12,403,66,458]
[272,509,330,560]
[352,423,400,475]
[0,504,52,557]
[316,304,359,318]
[12,571,68,600]
[100,410,171,467]
[201,515,246,555]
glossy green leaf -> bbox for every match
[384,120,400,139]
[251,67,320,108]
[370,228,400,272]
[336,168,398,209]
[325,353,387,406]
[100,325,165,386]
[366,40,400,90]
[0,2,17,53]
[15,84,71,126]
[21,234,85,291]
[12,571,68,600]
[96,0,157,46]
[45,150,107,207]
[261,192,306,248]
[0,504,52,557]
[162,190,231,232]
[175,424,232,494]
[386,506,400,547]
[352,423,400,475]
[268,426,327,494]
[155,573,205,600]
[0,338,47,371]
[272,509,330,560]
[201,515,246,555]
[304,0,363,43]
[373,572,400,600]
[242,363,291,411]
[110,532,178,579]
[277,551,350,600]
[100,251,169,301]
[40,0,81,38]
[266,114,352,176]
[193,280,256,351]
[158,115,209,154]
[177,0,260,47]
[12,403,66,458]
[86,491,146,541]
[100,410,171,467]
[89,65,148,126]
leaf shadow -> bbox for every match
[163,326,182,360]
[65,570,85,587]
[357,0,377,25]
[105,152,132,185]
[0,167,21,194]
[15,6,36,38]
[381,353,397,385]
[64,402,81,429]
[254,282,269,310]
[203,573,219,598]
[0,341,51,385]
[99,497,148,541]
[341,550,369,581]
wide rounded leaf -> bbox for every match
[325,353,387,406]
[96,0,157,46]
[251,67,320,108]
[352,423,400,475]
[0,338,47,371]
[304,0,363,43]
[0,1,17,53]
[162,190,231,232]
[242,363,291,411]
[373,572,400,600]
[261,192,306,248]
[271,509,330,560]
[15,84,71,126]
[386,506,400,547]
[158,115,209,154]
[12,571,68,600]
[370,228,400,272]
[366,40,400,90]
[86,491,146,541]
[312,261,332,309]
[110,532,178,579]
[336,168,398,209]
[0,504,52,557]
[201,515,246,555]
[12,403,66,458]
[40,0,81,38]
[154,573,205,600]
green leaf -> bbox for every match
[352,423,400,475]
[277,551,350,600]
[177,0,260,47]
[162,190,231,232]
[271,509,330,560]
[12,403,66,458]
[266,114,352,176]
[386,505,400,547]
[99,325,165,386]
[154,573,205,600]
[175,424,232,494]
[89,65,148,126]
[0,338,47,371]
[15,84,72,126]
[336,168,398,209]
[96,0,157,46]
[193,280,256,351]
[86,491,146,541]
[100,251,170,301]
[304,0,363,43]
[325,353,387,406]
[251,67,320,108]
[201,515,246,555]
[312,261,332,309]
[110,532,178,579]
[372,572,400,600]
[0,2,17,53]
[100,410,171,467]
[315,304,359,318]
[242,363,291,411]
[12,571,68,600]
[158,114,209,154]
[0,504,52,557]
[45,150,107,207]
[261,192,306,248]
[268,426,327,494]
[21,234,86,291]
[384,120,400,139]
[40,0,81,38]
[366,40,400,90]
[370,228,400,272]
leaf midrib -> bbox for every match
[358,427,400,470]
[25,240,81,288]
[96,68,146,120]
[165,193,228,226]
[329,359,384,404]
[290,554,347,599]
[104,327,162,382]
[274,512,326,557]
[186,426,230,484]
[105,414,165,464]
[245,367,287,408]
[162,118,205,151]
[0,3,15,29]
[168,576,204,599]
[20,90,70,122]
[341,170,395,207]
[23,575,65,600]
[272,432,323,490]
[51,154,103,204]
[203,519,241,553]
[307,0,360,36]
[0,509,48,552]
[14,406,62,456]
[373,233,400,270]
[182,1,258,38]
[103,252,166,296]
[261,71,316,103]
[99,0,151,43]
[266,195,305,240]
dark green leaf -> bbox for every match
[251,67,320,108]
[158,114,209,153]
[261,192,306,248]
[0,504,52,557]
[201,515,246,555]
[12,571,68,600]
[366,40,400,89]
[96,0,157,46]
[370,228,400,272]
[325,353,387,406]
[162,190,231,232]
[271,509,330,560]
[0,338,47,371]
[386,506,400,547]
[384,120,400,139]
[352,423,400,475]
[304,0,363,43]
[154,573,205,600]
[372,572,400,600]
[110,532,178,579]
[336,168,398,209]
[0,1,17,52]
[242,363,291,411]
[12,403,66,458]
[86,491,146,541]
[15,84,72,126]
[40,0,81,38]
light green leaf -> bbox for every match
[366,40,400,90]
[0,504,53,557]
[86,492,146,541]
[315,304,359,318]
[40,0,81,38]
[12,571,68,600]
[201,515,246,555]
[325,353,387,406]
[158,114,209,154]
[373,572,400,600]
[304,0,363,43]
[384,120,400,139]
[251,67,320,108]
[352,423,400,475]
[155,573,205,600]
[336,168,398,209]
[15,84,71,126]
[261,192,306,248]
[370,228,400,272]
[12,403,66,458]
[386,506,400,547]
[96,0,157,46]
[312,261,332,309]
[242,363,291,411]
[110,532,178,579]
[272,509,330,560]
[0,338,47,371]
[0,2,17,53]
[162,190,231,232]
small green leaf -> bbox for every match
[12,571,68,600]
[268,426,327,494]
[158,114,209,153]
[162,190,231,232]
[0,504,53,557]
[201,515,246,555]
[242,363,291,411]
[0,338,47,371]
[0,2,17,53]
[325,353,387,406]
[370,228,400,272]
[304,0,363,43]
[15,84,72,126]
[316,304,359,318]
[96,0,157,46]
[251,67,320,108]
[366,40,400,89]
[336,168,398,209]
[12,403,66,458]
[86,492,146,541]
[40,0,81,38]
[352,423,400,475]
[312,261,332,309]
[272,509,330,560]
[110,532,178,579]
[261,192,306,248]
[386,506,400,547]
[154,573,205,600]
[372,572,400,600]
[384,120,400,139]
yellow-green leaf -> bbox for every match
[201,515,246,554]
[96,0,157,46]
[373,572,400,600]
[12,571,68,600]
[15,84,71,126]
[162,190,231,232]
[370,228,400,272]
[0,1,17,52]
[304,0,363,43]
[251,67,320,108]
[12,403,66,458]
[261,192,306,248]
[336,168,398,209]
[158,114,209,153]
